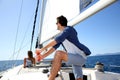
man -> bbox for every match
[36,15,91,80]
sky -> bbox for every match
[0,0,120,60]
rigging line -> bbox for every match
[12,13,37,66]
[3,40,30,69]
[3,0,24,68]
[13,0,39,64]
[14,12,39,65]
[13,1,39,62]
[30,0,39,50]
[14,11,36,63]
[38,0,47,46]
[13,41,31,67]
[61,43,67,52]
[10,0,24,61]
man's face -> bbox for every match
[56,22,60,30]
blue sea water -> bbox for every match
[0,60,23,72]
[85,54,120,73]
[0,54,120,73]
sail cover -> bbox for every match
[39,0,93,44]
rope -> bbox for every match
[2,0,40,71]
[11,0,23,61]
[1,0,24,70]
[12,0,40,66]
[30,0,39,50]
[14,0,39,66]
[14,12,36,64]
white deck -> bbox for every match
[0,63,120,80]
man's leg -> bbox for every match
[66,54,86,80]
[48,51,68,80]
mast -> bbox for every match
[36,0,47,48]
[30,0,39,50]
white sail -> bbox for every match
[39,0,91,44]
[39,0,116,45]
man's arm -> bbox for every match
[41,40,57,51]
[42,47,55,59]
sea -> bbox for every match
[0,54,120,73]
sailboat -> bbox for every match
[0,0,120,80]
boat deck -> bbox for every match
[1,60,120,80]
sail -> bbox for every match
[39,0,80,44]
[39,0,116,45]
